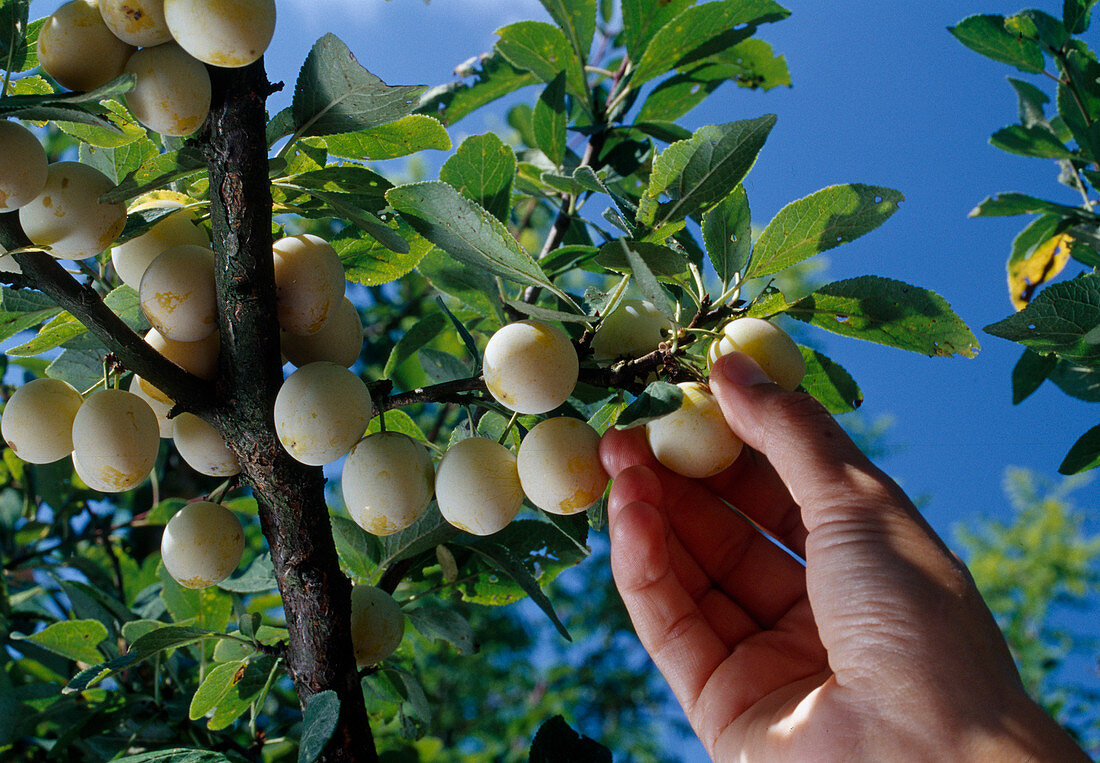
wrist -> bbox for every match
[959,689,1088,762]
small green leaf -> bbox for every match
[620,0,693,62]
[537,0,597,62]
[533,72,567,166]
[786,276,981,358]
[702,186,752,288]
[620,241,676,321]
[595,239,688,279]
[377,504,457,571]
[406,607,477,655]
[112,750,232,763]
[969,192,1096,220]
[1008,77,1049,127]
[984,273,1100,362]
[13,619,107,664]
[747,184,904,280]
[640,115,776,227]
[218,553,276,594]
[103,146,207,204]
[949,14,1045,73]
[189,660,248,721]
[469,542,571,641]
[0,286,62,343]
[299,690,341,763]
[1012,349,1057,404]
[387,182,567,302]
[384,312,447,378]
[494,21,587,101]
[614,381,684,428]
[439,133,517,223]
[990,124,1074,159]
[311,115,451,161]
[292,34,425,137]
[417,51,539,127]
[1063,0,1099,33]
[332,223,430,287]
[56,99,145,149]
[417,247,505,324]
[799,348,862,414]
[631,0,790,88]
[1059,422,1100,473]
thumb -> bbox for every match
[708,352,900,526]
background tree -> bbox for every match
[0,0,995,760]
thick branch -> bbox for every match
[0,214,212,408]
[200,61,374,763]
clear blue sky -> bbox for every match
[27,0,1100,759]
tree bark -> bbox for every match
[200,61,376,762]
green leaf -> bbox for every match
[614,381,684,428]
[406,606,477,655]
[80,135,159,186]
[291,34,425,137]
[1063,0,1099,33]
[469,541,571,641]
[533,72,567,166]
[218,553,276,594]
[1012,348,1057,404]
[1059,422,1100,473]
[984,273,1100,362]
[786,276,982,357]
[631,0,790,88]
[502,299,592,324]
[639,115,776,227]
[332,225,430,287]
[56,99,145,149]
[309,114,451,161]
[702,186,752,288]
[530,715,612,763]
[112,751,232,763]
[0,285,62,344]
[189,660,247,721]
[595,239,689,279]
[1008,77,1050,127]
[799,348,862,414]
[65,624,219,693]
[419,347,468,384]
[621,0,693,62]
[8,286,145,356]
[417,247,505,324]
[367,408,429,444]
[990,124,1074,159]
[537,0,597,61]
[969,192,1096,220]
[0,1,31,73]
[299,690,341,763]
[417,51,540,127]
[1050,358,1100,401]
[949,14,1045,73]
[207,654,279,731]
[386,182,567,302]
[377,504,457,571]
[747,184,904,280]
[494,21,588,101]
[621,241,676,320]
[439,133,517,223]
[383,312,447,378]
[12,619,107,664]
[46,347,105,392]
[103,146,207,204]
[331,515,381,583]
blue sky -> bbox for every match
[24,0,1100,758]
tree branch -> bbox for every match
[199,60,376,763]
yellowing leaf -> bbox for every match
[1008,233,1072,310]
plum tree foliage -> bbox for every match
[952,2,1100,477]
[0,0,984,759]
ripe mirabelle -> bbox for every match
[19,162,127,260]
[590,299,675,361]
[435,437,524,536]
[37,0,135,92]
[123,43,212,137]
[349,584,405,667]
[273,362,371,466]
[707,317,806,391]
[172,413,241,477]
[280,296,363,368]
[112,199,209,289]
[98,0,172,47]
[645,382,743,479]
[516,417,607,515]
[139,244,217,342]
[160,501,244,589]
[482,320,578,415]
[272,234,346,336]
[163,0,276,69]
[1,378,83,464]
[71,388,160,492]
[342,431,434,536]
[0,121,48,211]
[128,375,173,438]
[138,328,219,404]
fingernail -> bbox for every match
[713,352,773,386]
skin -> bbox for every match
[599,352,1089,762]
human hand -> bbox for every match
[599,352,1088,762]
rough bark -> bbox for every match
[200,61,376,762]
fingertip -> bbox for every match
[711,351,773,388]
[609,499,669,590]
[607,463,663,519]
[599,424,656,477]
